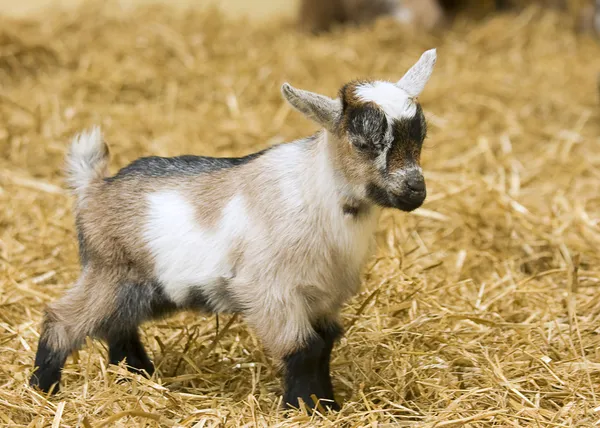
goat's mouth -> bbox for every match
[366,183,426,212]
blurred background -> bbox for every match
[2,0,600,32]
[2,0,298,20]
[1,0,600,426]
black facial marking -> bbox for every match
[108,329,155,377]
[346,105,388,153]
[282,320,342,412]
[366,182,392,207]
[105,148,270,183]
[391,104,426,146]
[385,105,427,172]
[30,335,69,394]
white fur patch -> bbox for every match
[271,143,307,210]
[356,50,436,120]
[143,190,248,304]
[66,126,106,193]
[355,81,417,120]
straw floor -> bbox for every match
[1,2,600,426]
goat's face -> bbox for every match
[281,49,437,212]
[335,81,427,211]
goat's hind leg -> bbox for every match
[103,280,176,377]
[30,310,74,394]
[107,329,154,377]
[30,275,100,394]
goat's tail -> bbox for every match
[65,126,109,195]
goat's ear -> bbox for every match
[281,83,341,131]
[397,48,437,98]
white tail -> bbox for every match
[65,126,109,194]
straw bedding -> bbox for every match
[1,2,599,426]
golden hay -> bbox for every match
[1,2,600,426]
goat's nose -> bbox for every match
[406,174,425,193]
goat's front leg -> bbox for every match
[281,319,342,411]
[314,321,343,402]
[244,295,343,412]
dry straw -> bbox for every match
[1,1,600,426]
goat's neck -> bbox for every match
[303,130,373,217]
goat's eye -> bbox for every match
[351,137,372,152]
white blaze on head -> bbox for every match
[355,49,437,120]
[355,81,416,120]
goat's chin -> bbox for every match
[381,197,424,212]
[393,199,424,212]
[365,183,425,212]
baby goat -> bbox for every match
[30,49,437,411]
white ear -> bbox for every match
[281,83,341,131]
[397,49,437,98]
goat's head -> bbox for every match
[281,49,437,212]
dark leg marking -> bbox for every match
[102,281,179,377]
[108,329,154,376]
[316,321,343,403]
[282,321,343,412]
[30,336,68,394]
[30,279,178,394]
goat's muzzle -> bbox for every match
[366,172,426,212]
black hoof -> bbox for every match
[30,338,67,395]
[29,370,61,394]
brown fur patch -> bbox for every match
[43,268,119,352]
[339,81,373,113]
[386,145,407,172]
[188,171,239,228]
